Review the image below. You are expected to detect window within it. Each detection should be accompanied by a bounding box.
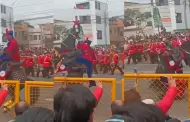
[1,19,6,27]
[2,33,6,42]
[120,32,123,36]
[114,27,117,34]
[76,2,90,9]
[30,35,32,40]
[176,13,182,23]
[15,32,17,37]
[110,29,112,34]
[79,16,91,24]
[97,30,102,39]
[117,27,120,35]
[96,16,101,24]
[147,21,152,26]
[24,35,27,40]
[39,35,41,40]
[156,0,168,6]
[1,5,6,14]
[174,0,180,5]
[95,2,101,10]
[34,35,37,40]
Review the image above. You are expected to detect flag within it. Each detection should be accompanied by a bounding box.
[152,7,162,27]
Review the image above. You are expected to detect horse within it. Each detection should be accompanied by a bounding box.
[150,41,190,99]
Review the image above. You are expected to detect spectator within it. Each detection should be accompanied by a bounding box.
[9,101,30,122]
[124,102,165,122]
[0,82,8,106]
[124,76,177,115]
[14,107,53,122]
[54,82,102,122]
[105,100,125,122]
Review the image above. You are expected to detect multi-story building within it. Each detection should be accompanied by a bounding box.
[54,0,110,46]
[124,2,156,37]
[153,0,190,32]
[109,17,124,45]
[14,23,30,47]
[0,3,13,46]
[14,15,54,48]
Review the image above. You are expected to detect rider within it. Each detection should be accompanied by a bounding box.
[5,28,20,63]
[76,38,96,87]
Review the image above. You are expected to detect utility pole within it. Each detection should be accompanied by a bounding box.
[184,0,188,31]
[104,0,108,45]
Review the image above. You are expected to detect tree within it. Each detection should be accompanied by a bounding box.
[124,9,152,36]
[14,20,34,28]
[54,24,70,41]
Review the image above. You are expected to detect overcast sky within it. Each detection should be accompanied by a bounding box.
[1,0,150,19]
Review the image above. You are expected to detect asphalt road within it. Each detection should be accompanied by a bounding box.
[1,63,190,121]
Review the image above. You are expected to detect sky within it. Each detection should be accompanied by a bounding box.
[0,0,150,20]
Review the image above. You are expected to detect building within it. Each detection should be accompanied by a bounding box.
[28,28,44,48]
[124,2,156,37]
[14,23,30,47]
[14,15,54,48]
[109,17,124,45]
[0,4,13,45]
[54,0,110,46]
[153,0,190,32]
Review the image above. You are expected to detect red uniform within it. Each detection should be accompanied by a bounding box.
[150,43,157,54]
[6,38,20,61]
[42,55,52,68]
[113,53,119,65]
[104,54,110,65]
[128,44,135,56]
[27,56,34,67]
[79,42,94,62]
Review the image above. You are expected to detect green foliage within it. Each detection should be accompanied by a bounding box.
[14,20,34,28]
[124,9,152,26]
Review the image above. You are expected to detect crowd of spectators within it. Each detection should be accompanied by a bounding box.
[0,76,187,122]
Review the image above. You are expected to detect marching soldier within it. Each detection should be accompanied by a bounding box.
[36,53,44,77]
[42,51,52,78]
[111,50,124,75]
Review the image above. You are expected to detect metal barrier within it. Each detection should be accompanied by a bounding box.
[25,81,54,109]
[2,80,20,113]
[122,73,190,120]
[54,77,116,122]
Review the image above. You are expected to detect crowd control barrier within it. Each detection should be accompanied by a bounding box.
[2,80,20,114]
[122,73,190,120]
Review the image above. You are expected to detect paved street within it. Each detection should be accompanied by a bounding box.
[0,63,190,121]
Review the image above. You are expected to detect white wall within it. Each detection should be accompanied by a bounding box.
[0,4,13,45]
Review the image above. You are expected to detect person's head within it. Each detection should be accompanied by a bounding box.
[124,102,165,122]
[54,84,97,122]
[111,100,124,115]
[15,101,30,116]
[124,89,141,104]
[15,107,54,122]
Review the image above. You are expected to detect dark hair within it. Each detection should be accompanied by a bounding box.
[123,102,165,122]
[15,101,30,116]
[111,101,124,115]
[124,89,141,104]
[15,107,54,122]
[54,84,97,122]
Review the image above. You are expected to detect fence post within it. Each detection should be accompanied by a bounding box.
[188,78,190,118]
[121,79,125,101]
[111,79,116,102]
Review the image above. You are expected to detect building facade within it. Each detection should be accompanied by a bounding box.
[124,2,157,37]
[153,0,190,32]
[109,18,124,45]
[54,0,110,46]
[0,3,13,46]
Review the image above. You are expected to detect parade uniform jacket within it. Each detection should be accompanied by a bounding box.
[42,55,52,68]
[158,42,166,54]
[104,54,110,65]
[128,45,135,55]
[81,42,95,62]
[150,43,157,54]
[113,53,119,65]
[27,56,34,67]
